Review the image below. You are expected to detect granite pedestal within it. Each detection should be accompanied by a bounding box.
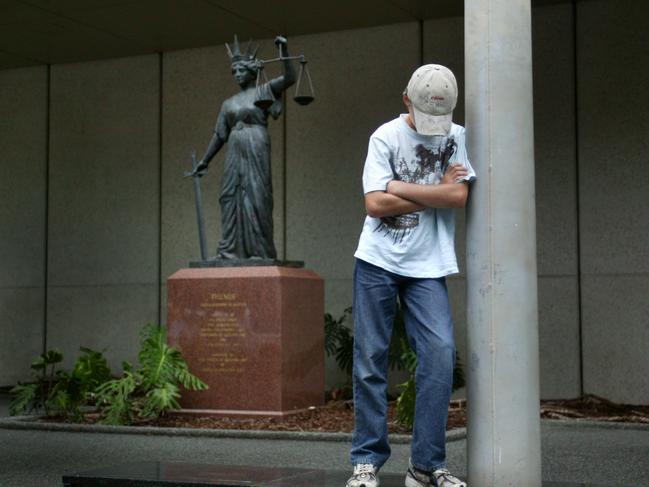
[61,463,615,486]
[167,267,324,416]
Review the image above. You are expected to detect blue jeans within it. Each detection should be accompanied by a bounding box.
[350,259,455,472]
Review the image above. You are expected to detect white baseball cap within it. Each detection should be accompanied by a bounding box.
[406,64,457,135]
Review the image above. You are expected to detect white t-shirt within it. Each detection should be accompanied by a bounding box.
[354,115,476,278]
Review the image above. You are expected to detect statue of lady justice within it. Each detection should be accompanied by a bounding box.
[191,35,295,260]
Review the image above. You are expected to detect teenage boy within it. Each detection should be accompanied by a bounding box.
[347,64,475,487]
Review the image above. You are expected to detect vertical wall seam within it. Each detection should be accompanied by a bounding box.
[282,87,287,261]
[43,64,51,354]
[158,52,163,327]
[573,0,585,397]
[419,18,424,65]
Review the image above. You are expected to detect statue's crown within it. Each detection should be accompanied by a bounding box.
[225,35,259,63]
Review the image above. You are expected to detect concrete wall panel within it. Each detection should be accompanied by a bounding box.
[0,289,45,385]
[578,0,649,275]
[533,4,579,277]
[161,40,285,285]
[161,46,226,280]
[538,276,581,398]
[582,276,649,404]
[0,66,47,384]
[0,66,48,287]
[47,55,160,367]
[48,55,160,286]
[533,4,581,399]
[578,0,649,403]
[47,285,158,371]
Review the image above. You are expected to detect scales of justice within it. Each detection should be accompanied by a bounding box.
[184,34,315,268]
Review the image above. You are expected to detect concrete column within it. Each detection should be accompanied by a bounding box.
[464,1,542,486]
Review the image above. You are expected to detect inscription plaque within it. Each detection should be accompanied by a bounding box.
[198,293,248,375]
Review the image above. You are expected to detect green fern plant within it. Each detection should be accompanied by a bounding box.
[95,365,138,425]
[9,383,39,416]
[324,307,354,374]
[95,324,208,425]
[10,349,63,416]
[73,347,112,392]
[9,347,111,420]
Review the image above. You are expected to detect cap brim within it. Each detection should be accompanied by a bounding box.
[412,108,452,136]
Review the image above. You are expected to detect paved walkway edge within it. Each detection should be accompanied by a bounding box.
[0,415,467,443]
[541,418,649,431]
[2,415,647,443]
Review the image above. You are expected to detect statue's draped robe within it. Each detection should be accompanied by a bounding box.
[214,85,277,259]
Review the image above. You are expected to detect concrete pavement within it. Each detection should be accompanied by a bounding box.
[1,393,648,486]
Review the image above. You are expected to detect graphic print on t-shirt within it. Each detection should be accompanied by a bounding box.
[375,136,456,243]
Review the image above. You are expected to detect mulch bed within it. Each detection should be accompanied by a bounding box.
[540,394,649,423]
[149,400,467,434]
[37,395,649,432]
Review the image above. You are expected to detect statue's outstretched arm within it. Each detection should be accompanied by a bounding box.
[269,36,296,96]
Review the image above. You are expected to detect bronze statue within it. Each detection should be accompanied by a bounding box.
[191,36,296,260]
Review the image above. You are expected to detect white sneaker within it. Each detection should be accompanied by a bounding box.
[404,460,467,487]
[432,468,467,487]
[405,461,432,487]
[346,463,379,487]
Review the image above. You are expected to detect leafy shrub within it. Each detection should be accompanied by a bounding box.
[324,307,354,374]
[10,324,208,426]
[10,347,111,420]
[95,324,208,425]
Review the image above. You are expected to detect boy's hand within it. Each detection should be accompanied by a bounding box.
[442,164,468,184]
